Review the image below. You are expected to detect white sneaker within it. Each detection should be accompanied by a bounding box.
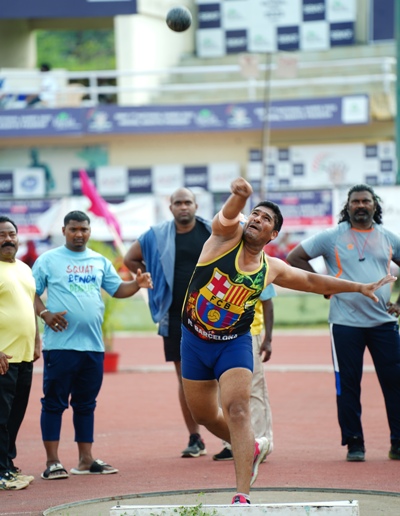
[250,437,270,486]
[0,472,29,490]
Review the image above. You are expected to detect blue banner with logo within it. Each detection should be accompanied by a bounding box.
[0,0,137,19]
[266,189,334,229]
[0,95,369,138]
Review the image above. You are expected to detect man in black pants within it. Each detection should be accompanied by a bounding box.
[124,188,211,457]
[287,184,400,462]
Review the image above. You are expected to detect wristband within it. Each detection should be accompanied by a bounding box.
[39,309,49,320]
[218,211,241,227]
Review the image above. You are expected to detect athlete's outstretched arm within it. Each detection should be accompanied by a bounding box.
[268,257,397,302]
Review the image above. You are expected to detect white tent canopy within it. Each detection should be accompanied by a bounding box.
[36,195,157,242]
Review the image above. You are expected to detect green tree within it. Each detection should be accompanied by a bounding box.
[36,30,116,70]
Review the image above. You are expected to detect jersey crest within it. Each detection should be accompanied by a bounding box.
[195,268,255,330]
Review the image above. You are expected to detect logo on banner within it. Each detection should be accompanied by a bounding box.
[87,109,113,132]
[198,3,221,28]
[226,30,248,53]
[195,109,223,128]
[303,1,325,21]
[330,22,354,45]
[20,175,39,191]
[277,26,300,51]
[0,173,13,194]
[226,106,251,128]
[52,111,81,131]
[195,269,254,330]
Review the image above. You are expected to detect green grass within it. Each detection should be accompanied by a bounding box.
[108,286,400,333]
[108,292,331,332]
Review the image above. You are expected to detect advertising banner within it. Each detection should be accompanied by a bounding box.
[196,0,356,57]
[0,168,45,198]
[0,96,369,138]
[0,0,137,19]
[266,189,334,230]
[0,198,56,237]
[248,141,396,190]
[0,109,86,137]
[369,0,394,42]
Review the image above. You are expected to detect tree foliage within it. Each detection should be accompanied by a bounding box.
[36,30,116,71]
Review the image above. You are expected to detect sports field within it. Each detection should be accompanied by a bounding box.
[103,284,400,333]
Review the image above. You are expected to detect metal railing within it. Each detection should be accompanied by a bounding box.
[0,55,395,107]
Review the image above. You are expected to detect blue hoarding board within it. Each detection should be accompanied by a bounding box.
[0,0,137,19]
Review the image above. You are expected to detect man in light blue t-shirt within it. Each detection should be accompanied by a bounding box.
[287,184,400,463]
[33,211,152,481]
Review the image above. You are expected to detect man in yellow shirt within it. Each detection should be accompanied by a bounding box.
[0,216,40,490]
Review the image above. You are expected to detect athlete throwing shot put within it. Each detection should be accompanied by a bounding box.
[180,177,396,506]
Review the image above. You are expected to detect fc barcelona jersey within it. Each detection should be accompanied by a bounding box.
[182,240,268,341]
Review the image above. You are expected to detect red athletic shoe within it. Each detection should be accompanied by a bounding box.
[231,493,251,505]
[251,437,270,486]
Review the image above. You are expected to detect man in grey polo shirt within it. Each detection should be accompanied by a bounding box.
[287,184,400,462]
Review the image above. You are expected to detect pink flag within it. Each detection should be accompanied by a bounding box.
[79,170,122,237]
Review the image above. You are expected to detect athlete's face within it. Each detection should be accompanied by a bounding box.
[243,206,278,245]
[0,222,18,263]
[347,190,376,228]
[170,189,197,227]
[62,220,91,252]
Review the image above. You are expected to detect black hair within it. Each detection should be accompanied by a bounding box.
[253,201,284,232]
[63,211,91,226]
[338,184,383,225]
[40,63,51,72]
[0,215,18,233]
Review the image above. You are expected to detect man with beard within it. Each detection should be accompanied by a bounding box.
[180,178,396,505]
[124,188,211,457]
[287,184,400,463]
[0,216,39,490]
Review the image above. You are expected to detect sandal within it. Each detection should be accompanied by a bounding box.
[41,463,69,480]
[70,459,118,475]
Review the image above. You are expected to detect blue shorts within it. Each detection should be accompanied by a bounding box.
[181,325,253,381]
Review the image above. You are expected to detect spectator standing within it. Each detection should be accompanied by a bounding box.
[0,216,40,490]
[26,64,58,108]
[124,188,211,458]
[287,184,400,462]
[20,240,39,268]
[32,211,152,480]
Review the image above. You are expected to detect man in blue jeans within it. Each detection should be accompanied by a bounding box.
[287,184,400,462]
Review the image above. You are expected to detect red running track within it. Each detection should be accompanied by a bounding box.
[2,331,399,515]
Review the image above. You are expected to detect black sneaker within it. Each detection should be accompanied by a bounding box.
[213,447,233,461]
[346,437,365,462]
[181,433,207,458]
[389,439,400,460]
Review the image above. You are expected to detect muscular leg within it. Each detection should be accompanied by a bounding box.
[174,361,200,435]
[182,377,230,442]
[183,367,253,494]
[220,368,254,495]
